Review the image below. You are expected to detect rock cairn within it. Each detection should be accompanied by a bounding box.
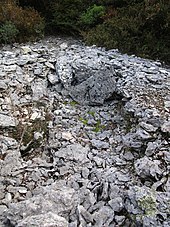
[0,37,170,227]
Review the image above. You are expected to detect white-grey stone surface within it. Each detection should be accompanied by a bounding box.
[0,36,169,227]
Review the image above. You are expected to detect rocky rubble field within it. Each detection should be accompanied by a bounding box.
[0,37,170,227]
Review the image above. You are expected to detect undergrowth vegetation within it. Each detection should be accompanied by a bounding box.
[84,1,170,63]
[0,21,19,43]
[0,1,44,43]
[0,0,169,64]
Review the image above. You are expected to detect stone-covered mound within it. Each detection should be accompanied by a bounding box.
[0,37,169,227]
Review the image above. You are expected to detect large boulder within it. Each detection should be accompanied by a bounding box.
[55,46,117,105]
[5,181,78,227]
[69,68,116,105]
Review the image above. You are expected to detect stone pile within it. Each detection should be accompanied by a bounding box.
[0,37,170,227]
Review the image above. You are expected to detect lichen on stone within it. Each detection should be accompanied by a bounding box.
[138,194,157,217]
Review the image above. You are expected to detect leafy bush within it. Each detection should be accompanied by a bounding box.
[15,7,45,41]
[51,0,85,33]
[79,4,105,28]
[83,1,170,64]
[0,1,44,42]
[0,21,19,43]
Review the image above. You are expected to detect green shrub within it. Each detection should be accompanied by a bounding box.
[0,21,19,43]
[0,2,44,42]
[83,1,170,64]
[15,7,45,41]
[51,0,85,33]
[79,4,105,28]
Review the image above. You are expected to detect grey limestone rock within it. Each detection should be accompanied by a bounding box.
[0,37,170,227]
[136,128,153,140]
[0,81,7,90]
[91,139,109,149]
[55,46,117,105]
[135,156,162,179]
[69,69,116,105]
[17,212,68,227]
[125,186,157,216]
[0,150,22,176]
[115,215,125,225]
[78,205,93,224]
[146,73,164,84]
[123,132,143,149]
[109,197,124,212]
[54,143,89,164]
[125,186,170,226]
[21,46,32,54]
[0,205,7,216]
[31,80,47,101]
[145,141,160,156]
[0,136,18,150]
[5,181,77,226]
[34,67,43,76]
[47,73,60,84]
[161,121,170,133]
[139,122,158,132]
[93,205,114,227]
[0,114,17,127]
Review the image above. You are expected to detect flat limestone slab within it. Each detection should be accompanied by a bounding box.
[0,113,17,127]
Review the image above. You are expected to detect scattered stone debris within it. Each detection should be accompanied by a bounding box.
[0,37,170,226]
